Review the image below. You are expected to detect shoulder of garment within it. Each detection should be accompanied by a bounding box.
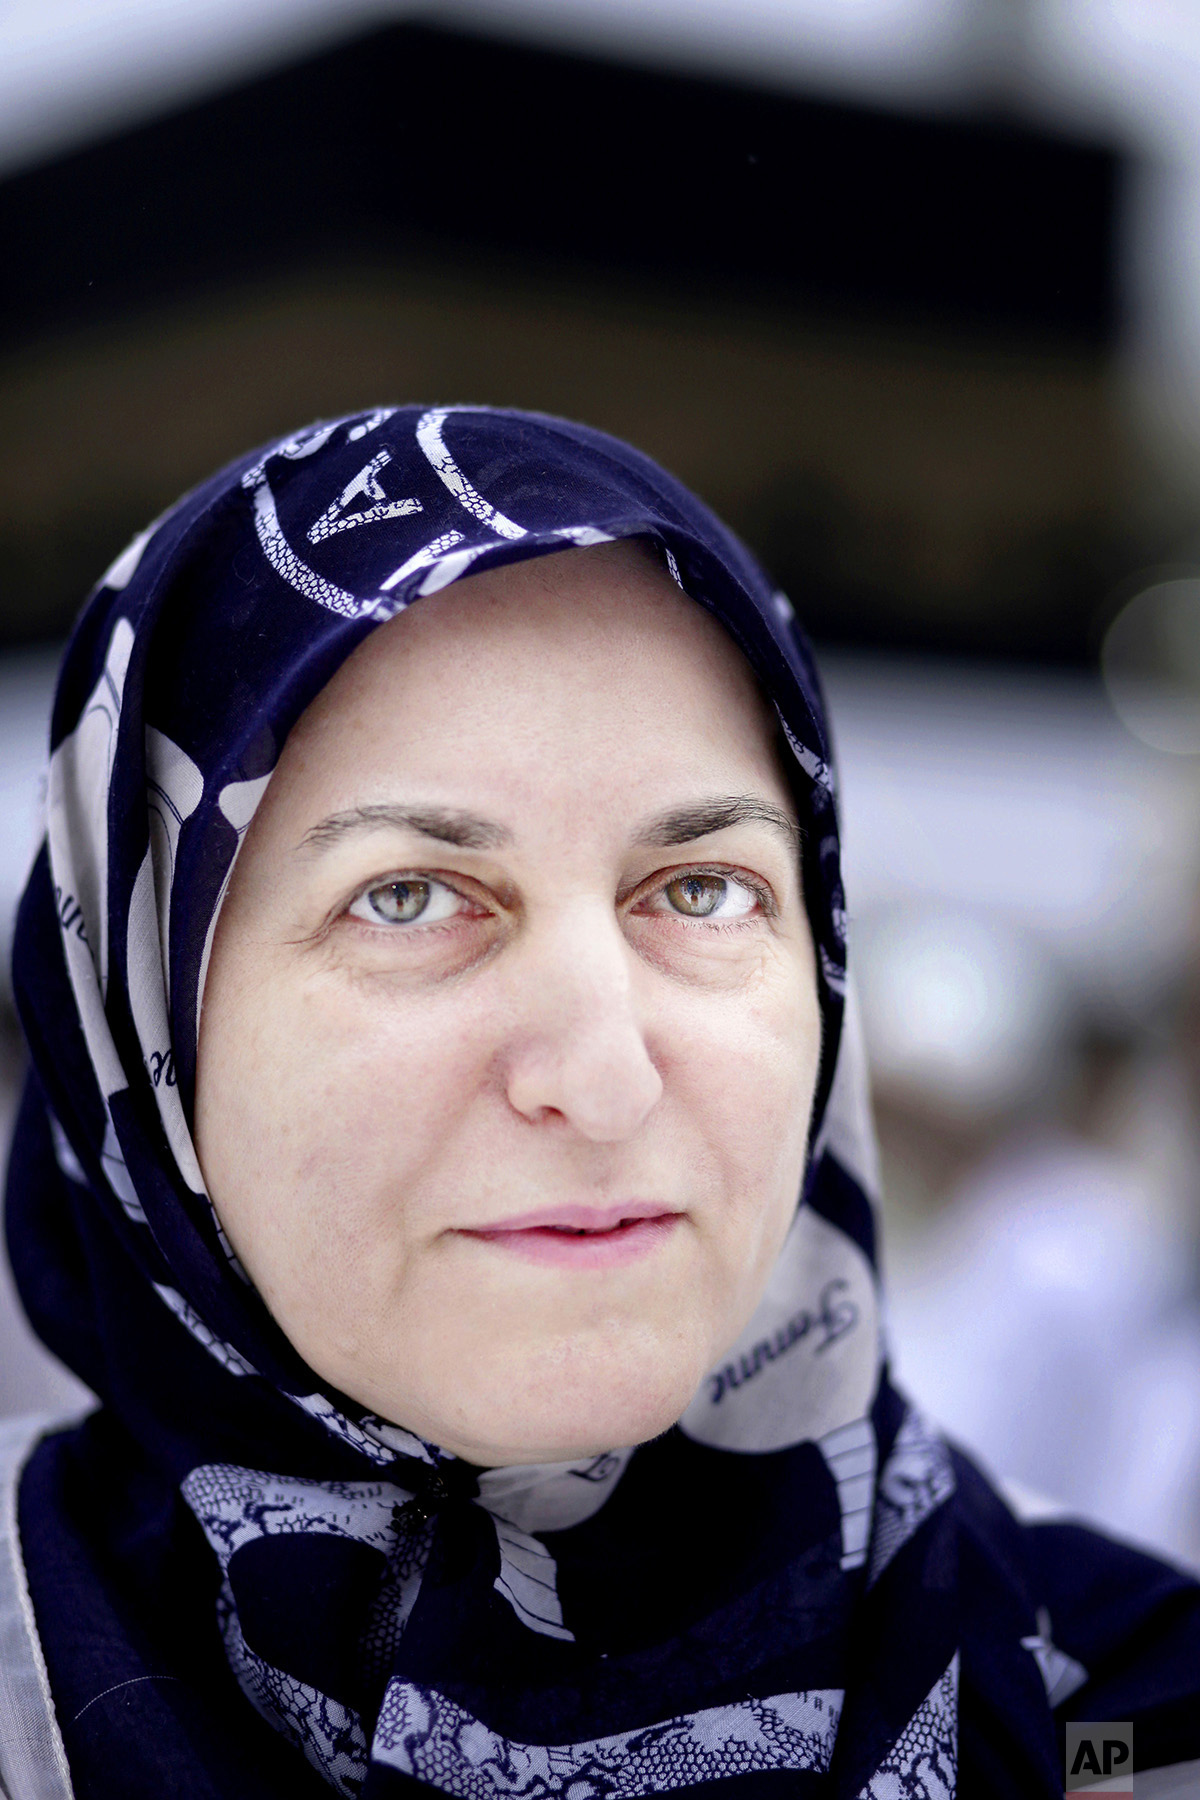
[950,1442,1200,1798]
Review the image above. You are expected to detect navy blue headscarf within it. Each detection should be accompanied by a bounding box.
[7,406,1200,1800]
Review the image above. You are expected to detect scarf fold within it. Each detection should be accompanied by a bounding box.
[8,404,1197,1800]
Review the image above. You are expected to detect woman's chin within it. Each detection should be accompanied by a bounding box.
[374,1352,710,1468]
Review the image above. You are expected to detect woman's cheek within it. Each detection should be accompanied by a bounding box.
[269,978,484,1206]
[714,993,820,1231]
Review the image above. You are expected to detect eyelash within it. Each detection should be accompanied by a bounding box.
[344,866,774,933]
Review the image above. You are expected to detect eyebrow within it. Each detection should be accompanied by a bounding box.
[299,793,800,857]
[633,796,801,856]
[299,804,512,853]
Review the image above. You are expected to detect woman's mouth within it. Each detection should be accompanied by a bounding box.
[460,1202,683,1269]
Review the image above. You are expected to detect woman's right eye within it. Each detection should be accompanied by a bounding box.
[347,877,467,928]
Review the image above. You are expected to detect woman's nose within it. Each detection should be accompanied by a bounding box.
[504,902,664,1141]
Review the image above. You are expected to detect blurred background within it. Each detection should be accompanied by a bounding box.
[4,0,1200,1565]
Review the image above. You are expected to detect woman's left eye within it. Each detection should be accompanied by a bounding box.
[650,873,760,921]
[347,877,467,928]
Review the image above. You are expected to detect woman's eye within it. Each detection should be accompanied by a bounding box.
[658,873,759,920]
[347,877,466,928]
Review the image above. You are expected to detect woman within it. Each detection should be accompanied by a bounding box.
[1,405,1197,1800]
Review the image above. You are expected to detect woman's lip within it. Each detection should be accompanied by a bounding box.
[465,1200,681,1234]
[457,1203,685,1270]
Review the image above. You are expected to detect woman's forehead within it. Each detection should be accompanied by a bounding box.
[283,539,781,777]
[216,542,799,883]
[341,537,748,675]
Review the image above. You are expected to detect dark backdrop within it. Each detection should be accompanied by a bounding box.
[0,18,1128,659]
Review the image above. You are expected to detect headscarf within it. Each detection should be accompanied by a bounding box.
[6,406,1199,1800]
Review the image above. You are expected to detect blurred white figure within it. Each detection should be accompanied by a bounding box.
[858,899,1200,1567]
[855,905,1072,1120]
[824,652,1200,1033]
[890,1124,1200,1567]
[825,655,1200,1564]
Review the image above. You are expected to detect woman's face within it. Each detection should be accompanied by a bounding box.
[195,542,822,1465]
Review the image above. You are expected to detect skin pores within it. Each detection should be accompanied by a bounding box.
[194,541,822,1466]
